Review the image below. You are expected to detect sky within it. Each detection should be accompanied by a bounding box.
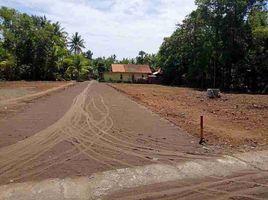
[0,0,196,59]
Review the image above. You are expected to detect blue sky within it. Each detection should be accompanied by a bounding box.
[0,0,196,59]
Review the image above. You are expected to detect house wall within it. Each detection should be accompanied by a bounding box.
[103,72,149,82]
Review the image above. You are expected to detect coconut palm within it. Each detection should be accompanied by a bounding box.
[68,32,85,54]
[53,22,67,38]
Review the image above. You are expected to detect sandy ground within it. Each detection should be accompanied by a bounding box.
[110,84,268,151]
[1,149,268,199]
[103,171,268,200]
[0,81,74,120]
[0,81,214,185]
[0,81,68,101]
[0,82,86,148]
[0,81,267,199]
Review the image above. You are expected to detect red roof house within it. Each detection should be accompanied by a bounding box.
[104,64,152,82]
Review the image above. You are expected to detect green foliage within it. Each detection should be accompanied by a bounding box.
[0,7,160,81]
[0,52,15,80]
[157,0,268,92]
[249,5,268,39]
[62,55,90,81]
[90,55,118,78]
[134,50,159,70]
[68,32,85,55]
[1,2,267,92]
[136,51,146,64]
[0,7,91,81]
[83,50,93,60]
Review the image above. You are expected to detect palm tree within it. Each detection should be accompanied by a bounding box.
[68,32,85,54]
[53,22,67,38]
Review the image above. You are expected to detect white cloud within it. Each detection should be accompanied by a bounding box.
[0,0,196,59]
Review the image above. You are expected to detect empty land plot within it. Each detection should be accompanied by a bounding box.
[0,81,74,119]
[0,81,71,101]
[110,83,268,150]
[0,81,212,184]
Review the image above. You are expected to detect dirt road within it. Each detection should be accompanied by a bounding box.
[0,81,267,199]
[0,81,213,184]
[1,150,268,199]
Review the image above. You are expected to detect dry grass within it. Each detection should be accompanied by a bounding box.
[111,83,268,148]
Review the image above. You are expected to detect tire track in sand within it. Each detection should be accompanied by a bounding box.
[0,81,210,184]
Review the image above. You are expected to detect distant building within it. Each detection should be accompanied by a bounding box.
[103,64,152,82]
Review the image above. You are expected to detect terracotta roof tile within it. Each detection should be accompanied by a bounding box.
[111,64,125,73]
[111,64,152,74]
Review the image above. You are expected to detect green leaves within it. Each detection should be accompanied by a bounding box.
[249,5,268,39]
[0,50,15,80]
[0,7,91,81]
[158,0,267,92]
[62,54,90,81]
[68,32,85,55]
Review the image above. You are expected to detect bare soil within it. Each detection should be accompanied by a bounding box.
[0,81,74,120]
[0,81,214,185]
[0,81,68,100]
[110,83,268,150]
[103,170,268,200]
[0,81,267,199]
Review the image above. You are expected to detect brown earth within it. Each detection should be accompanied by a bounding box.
[0,81,215,185]
[0,81,267,199]
[110,83,268,151]
[0,81,70,102]
[0,81,69,91]
[0,81,75,120]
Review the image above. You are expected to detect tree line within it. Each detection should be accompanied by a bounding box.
[0,7,91,81]
[91,51,159,75]
[0,6,159,81]
[1,1,267,93]
[157,0,268,93]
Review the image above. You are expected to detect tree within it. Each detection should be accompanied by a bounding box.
[0,48,15,80]
[53,22,67,39]
[136,50,146,64]
[68,32,85,54]
[0,7,89,81]
[64,55,90,80]
[157,0,267,92]
[246,1,268,92]
[84,50,93,60]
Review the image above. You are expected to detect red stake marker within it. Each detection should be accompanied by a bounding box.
[199,116,205,144]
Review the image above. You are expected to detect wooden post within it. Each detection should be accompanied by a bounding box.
[199,116,205,144]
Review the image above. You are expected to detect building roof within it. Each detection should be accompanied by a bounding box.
[111,64,152,74]
[153,68,162,75]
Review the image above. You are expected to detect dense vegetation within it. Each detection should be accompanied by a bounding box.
[158,0,268,93]
[1,0,267,93]
[0,7,91,81]
[92,51,159,74]
[0,7,158,81]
